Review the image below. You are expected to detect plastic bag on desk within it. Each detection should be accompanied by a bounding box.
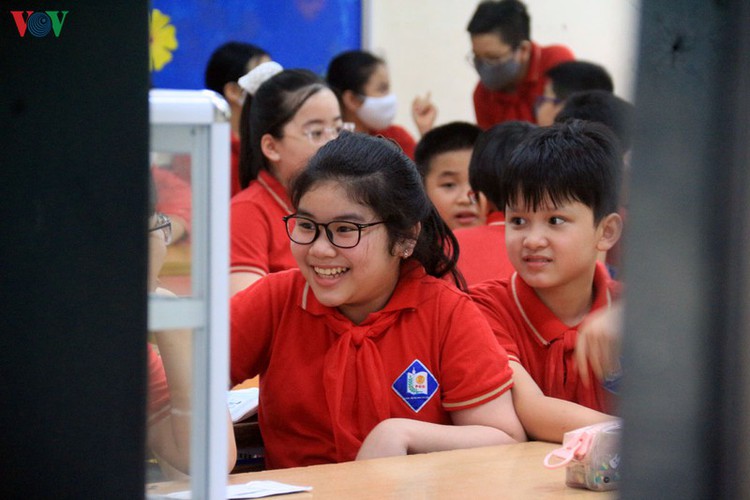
[543,420,622,491]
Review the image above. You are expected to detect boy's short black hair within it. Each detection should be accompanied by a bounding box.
[467,0,530,49]
[414,122,482,178]
[469,121,537,208]
[555,89,635,151]
[546,61,614,101]
[501,119,622,222]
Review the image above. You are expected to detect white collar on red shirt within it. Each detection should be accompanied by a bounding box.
[510,261,612,346]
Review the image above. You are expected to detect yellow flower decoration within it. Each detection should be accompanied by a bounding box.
[149,9,178,72]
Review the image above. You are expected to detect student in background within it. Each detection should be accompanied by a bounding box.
[471,120,623,442]
[555,89,635,279]
[147,180,237,477]
[414,122,486,231]
[554,89,634,154]
[326,50,436,158]
[231,65,345,295]
[455,121,536,285]
[204,41,271,198]
[467,0,574,128]
[231,132,526,469]
[535,61,614,127]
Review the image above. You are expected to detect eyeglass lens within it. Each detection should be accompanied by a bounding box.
[150,214,172,245]
[285,216,361,248]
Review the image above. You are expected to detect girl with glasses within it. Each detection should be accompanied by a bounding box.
[231,132,526,470]
[231,65,347,295]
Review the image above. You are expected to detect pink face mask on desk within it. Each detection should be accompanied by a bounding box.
[356,93,398,131]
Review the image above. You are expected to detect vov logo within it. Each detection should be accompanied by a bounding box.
[11,11,69,38]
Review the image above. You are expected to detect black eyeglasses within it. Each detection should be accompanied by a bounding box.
[283,214,386,249]
[149,212,172,245]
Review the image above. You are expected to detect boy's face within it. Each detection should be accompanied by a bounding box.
[423,148,487,230]
[505,197,614,298]
[535,81,564,127]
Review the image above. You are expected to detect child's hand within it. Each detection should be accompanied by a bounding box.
[575,303,624,387]
[411,92,438,136]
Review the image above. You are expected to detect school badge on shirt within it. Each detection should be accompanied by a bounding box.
[392,359,438,412]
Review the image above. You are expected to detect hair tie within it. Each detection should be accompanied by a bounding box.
[237,61,284,96]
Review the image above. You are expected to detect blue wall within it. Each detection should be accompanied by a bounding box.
[150,0,361,89]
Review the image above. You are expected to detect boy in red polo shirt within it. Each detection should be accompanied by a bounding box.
[467,0,574,128]
[471,120,624,442]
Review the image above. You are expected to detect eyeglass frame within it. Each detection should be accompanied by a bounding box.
[534,95,563,109]
[288,122,355,146]
[465,47,519,68]
[282,214,386,249]
[149,212,173,245]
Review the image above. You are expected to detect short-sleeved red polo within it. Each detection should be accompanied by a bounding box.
[230,169,296,277]
[470,262,617,413]
[231,263,513,469]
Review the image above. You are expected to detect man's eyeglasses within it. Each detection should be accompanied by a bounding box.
[283,214,385,249]
[465,50,516,68]
[149,213,173,245]
[299,122,355,146]
[534,95,562,109]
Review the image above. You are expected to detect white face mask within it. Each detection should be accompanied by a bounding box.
[356,93,398,131]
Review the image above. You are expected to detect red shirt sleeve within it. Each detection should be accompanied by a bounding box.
[147,344,171,425]
[438,293,514,410]
[469,279,522,363]
[152,166,192,235]
[230,274,278,384]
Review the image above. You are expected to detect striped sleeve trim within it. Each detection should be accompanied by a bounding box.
[442,378,513,410]
[507,354,521,364]
[147,404,171,426]
[230,266,267,277]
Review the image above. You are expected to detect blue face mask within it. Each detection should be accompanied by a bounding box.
[474,56,521,91]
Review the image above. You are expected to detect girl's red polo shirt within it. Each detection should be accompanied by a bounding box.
[230,170,296,278]
[231,263,513,469]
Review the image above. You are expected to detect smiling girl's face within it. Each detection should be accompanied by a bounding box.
[290,180,404,324]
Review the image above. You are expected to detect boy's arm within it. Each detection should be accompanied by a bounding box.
[509,360,614,443]
[355,391,527,460]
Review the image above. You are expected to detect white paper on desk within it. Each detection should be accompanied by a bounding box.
[153,480,312,499]
[227,480,312,498]
[228,387,259,423]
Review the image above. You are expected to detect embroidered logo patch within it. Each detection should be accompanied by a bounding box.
[392,359,438,412]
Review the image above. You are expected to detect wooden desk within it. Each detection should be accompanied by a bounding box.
[147,441,616,498]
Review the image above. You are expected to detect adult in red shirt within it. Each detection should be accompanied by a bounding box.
[231,65,346,295]
[467,0,574,129]
[326,50,438,159]
[231,132,525,469]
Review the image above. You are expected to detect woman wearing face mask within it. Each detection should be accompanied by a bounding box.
[326,50,436,159]
[231,63,349,295]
